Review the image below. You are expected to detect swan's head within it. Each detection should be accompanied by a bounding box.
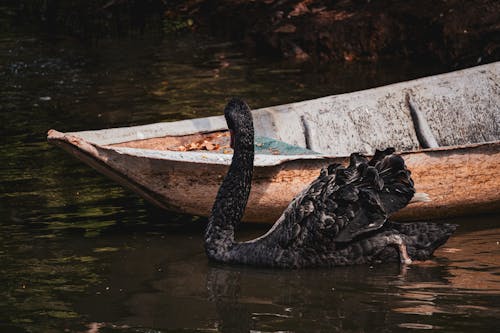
[224,98,253,148]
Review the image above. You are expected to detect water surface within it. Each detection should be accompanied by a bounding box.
[1,29,499,332]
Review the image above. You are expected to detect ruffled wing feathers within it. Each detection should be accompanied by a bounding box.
[278,149,415,247]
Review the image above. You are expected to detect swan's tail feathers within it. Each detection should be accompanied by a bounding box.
[368,149,416,214]
[410,192,431,203]
[391,222,458,260]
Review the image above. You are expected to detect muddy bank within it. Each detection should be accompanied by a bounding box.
[173,0,499,66]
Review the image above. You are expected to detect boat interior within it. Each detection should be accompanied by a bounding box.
[110,131,319,155]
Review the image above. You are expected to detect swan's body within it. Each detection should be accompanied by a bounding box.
[205,98,456,268]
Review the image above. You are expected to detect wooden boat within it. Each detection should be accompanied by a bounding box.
[48,62,500,223]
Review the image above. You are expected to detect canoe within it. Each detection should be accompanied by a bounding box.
[48,62,500,222]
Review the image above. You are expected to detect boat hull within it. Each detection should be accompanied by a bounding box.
[48,132,500,222]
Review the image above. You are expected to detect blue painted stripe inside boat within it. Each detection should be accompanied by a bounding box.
[255,136,318,155]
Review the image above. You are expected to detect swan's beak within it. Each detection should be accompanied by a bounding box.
[230,130,235,148]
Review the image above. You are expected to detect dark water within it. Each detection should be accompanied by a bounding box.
[1,28,500,332]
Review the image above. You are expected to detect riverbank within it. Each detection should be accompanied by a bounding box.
[5,1,499,67]
[171,0,499,66]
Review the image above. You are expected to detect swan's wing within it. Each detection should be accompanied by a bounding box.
[276,149,415,247]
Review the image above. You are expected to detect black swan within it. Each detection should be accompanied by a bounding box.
[204,98,456,268]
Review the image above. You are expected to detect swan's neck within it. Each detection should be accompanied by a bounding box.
[205,129,254,261]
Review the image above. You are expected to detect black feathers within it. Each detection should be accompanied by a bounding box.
[262,148,417,257]
[293,148,415,244]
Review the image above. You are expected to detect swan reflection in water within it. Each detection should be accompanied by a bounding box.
[75,222,499,332]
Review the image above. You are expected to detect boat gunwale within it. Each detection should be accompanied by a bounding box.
[48,129,500,168]
[105,140,500,167]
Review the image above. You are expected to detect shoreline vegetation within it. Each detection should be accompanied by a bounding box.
[3,0,499,67]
